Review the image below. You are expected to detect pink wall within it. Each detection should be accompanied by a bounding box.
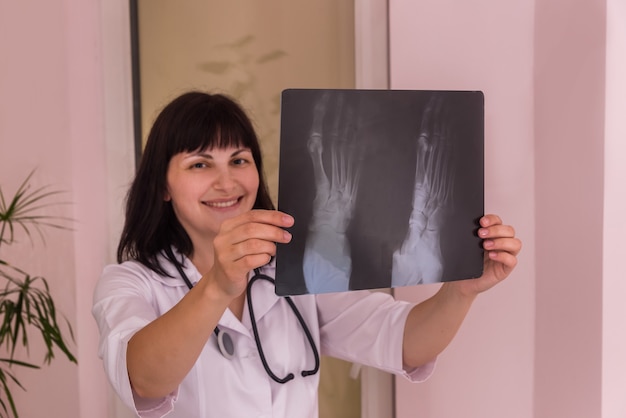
[64,0,112,416]
[389,1,536,417]
[392,1,626,418]
[0,1,78,417]
[0,0,110,416]
[534,1,605,416]
[602,1,626,416]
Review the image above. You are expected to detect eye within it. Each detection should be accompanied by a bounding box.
[232,157,251,166]
[190,161,207,169]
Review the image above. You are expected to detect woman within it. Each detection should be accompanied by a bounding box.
[92,91,522,417]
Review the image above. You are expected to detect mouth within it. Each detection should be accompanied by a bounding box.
[203,197,241,209]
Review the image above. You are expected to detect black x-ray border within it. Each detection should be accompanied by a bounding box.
[276,89,484,296]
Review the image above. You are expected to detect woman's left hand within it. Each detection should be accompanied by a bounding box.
[402,214,522,368]
[451,214,522,297]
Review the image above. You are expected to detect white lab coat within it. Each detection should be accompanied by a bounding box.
[92,255,435,418]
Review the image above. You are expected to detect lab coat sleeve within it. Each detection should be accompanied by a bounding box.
[315,290,435,382]
[92,263,178,417]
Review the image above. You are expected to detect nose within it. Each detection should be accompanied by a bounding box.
[213,167,236,191]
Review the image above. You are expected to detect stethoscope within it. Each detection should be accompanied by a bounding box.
[172,260,320,384]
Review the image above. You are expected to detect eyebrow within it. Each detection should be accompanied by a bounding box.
[193,148,252,159]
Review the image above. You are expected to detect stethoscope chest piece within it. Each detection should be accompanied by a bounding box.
[216,329,235,360]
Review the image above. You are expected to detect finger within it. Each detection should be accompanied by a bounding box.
[214,236,280,275]
[231,238,279,261]
[240,221,293,245]
[215,250,273,282]
[478,223,516,240]
[241,253,274,271]
[220,209,294,233]
[480,214,502,227]
[486,249,518,271]
[482,237,522,255]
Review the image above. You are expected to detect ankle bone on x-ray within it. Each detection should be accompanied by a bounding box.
[303,92,363,293]
[392,95,456,287]
[302,93,455,292]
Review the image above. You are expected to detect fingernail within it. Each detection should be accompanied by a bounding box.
[284,230,292,241]
[478,228,488,237]
[483,239,494,249]
[283,215,294,224]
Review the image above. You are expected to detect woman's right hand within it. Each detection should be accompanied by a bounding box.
[127,210,294,399]
[209,209,294,298]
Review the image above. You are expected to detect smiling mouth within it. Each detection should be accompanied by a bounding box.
[205,198,240,208]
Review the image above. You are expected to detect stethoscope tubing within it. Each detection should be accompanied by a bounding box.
[166,249,319,384]
[247,269,320,383]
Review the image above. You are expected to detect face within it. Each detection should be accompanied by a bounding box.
[165,146,260,246]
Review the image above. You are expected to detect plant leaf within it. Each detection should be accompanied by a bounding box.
[0,169,73,248]
[0,170,77,415]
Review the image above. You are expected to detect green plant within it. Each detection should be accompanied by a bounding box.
[0,171,77,418]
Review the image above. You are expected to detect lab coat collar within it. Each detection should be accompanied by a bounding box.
[150,248,201,288]
[154,251,282,336]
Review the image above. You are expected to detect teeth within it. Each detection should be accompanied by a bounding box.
[207,199,238,208]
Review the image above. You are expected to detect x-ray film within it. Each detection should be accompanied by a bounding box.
[275,89,484,296]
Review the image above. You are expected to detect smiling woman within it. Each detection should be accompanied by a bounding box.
[131,1,363,417]
[92,89,522,418]
[165,147,260,259]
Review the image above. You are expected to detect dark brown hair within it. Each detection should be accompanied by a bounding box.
[117,91,274,275]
